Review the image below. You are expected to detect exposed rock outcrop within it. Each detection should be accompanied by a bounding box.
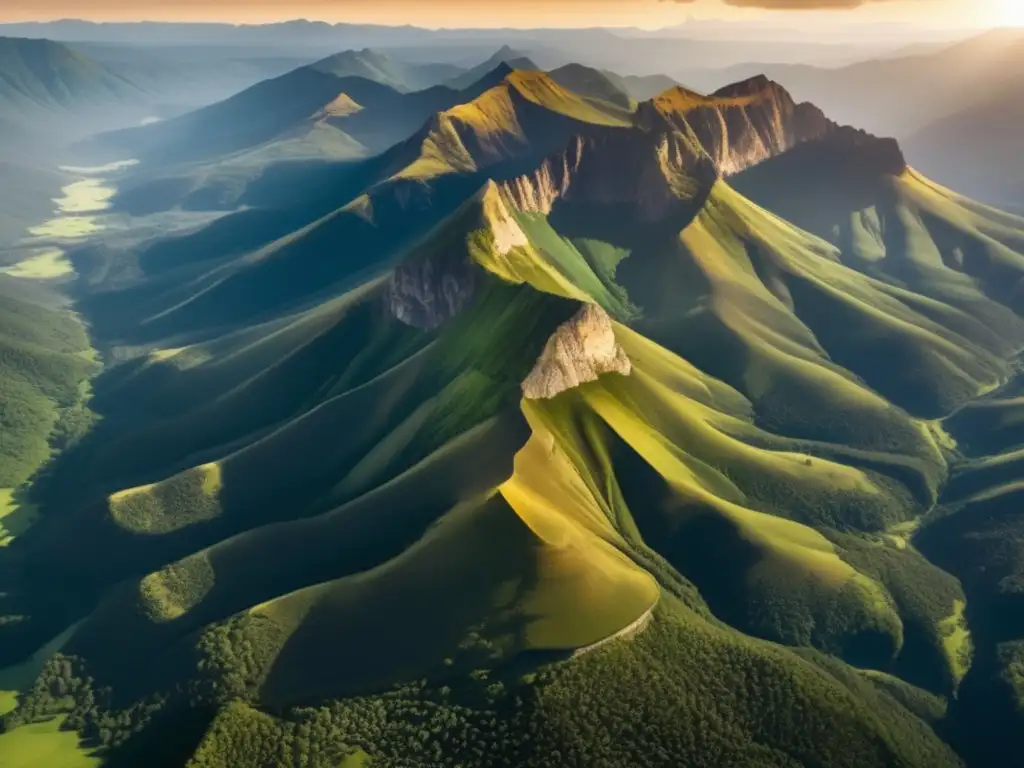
[638,77,834,176]
[502,130,716,221]
[522,303,631,399]
[384,249,480,330]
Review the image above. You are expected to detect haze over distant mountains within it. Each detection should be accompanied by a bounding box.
[0,17,968,71]
[683,28,1024,209]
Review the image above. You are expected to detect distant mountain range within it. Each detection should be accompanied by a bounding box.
[0,18,934,70]
[0,36,147,144]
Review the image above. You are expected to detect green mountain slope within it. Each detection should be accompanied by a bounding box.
[0,36,144,126]
[2,73,1024,768]
[0,277,96,489]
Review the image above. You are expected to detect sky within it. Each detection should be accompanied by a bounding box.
[0,0,1012,29]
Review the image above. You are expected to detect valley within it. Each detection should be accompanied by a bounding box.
[0,18,1022,768]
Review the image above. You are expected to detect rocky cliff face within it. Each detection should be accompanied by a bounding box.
[501,130,716,221]
[638,76,834,176]
[384,248,480,330]
[522,303,631,399]
[815,125,907,176]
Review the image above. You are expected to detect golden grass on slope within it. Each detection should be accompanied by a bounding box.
[504,71,633,127]
[509,325,907,655]
[467,185,595,304]
[396,71,630,181]
[690,182,1007,417]
[649,83,780,117]
[499,404,659,647]
[249,481,656,705]
[579,370,899,624]
[612,327,886,502]
[677,183,898,410]
[901,168,1024,238]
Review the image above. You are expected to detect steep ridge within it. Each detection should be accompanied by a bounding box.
[105,64,571,216]
[638,76,834,175]
[89,56,492,177]
[4,73,1024,767]
[390,70,633,181]
[75,70,638,344]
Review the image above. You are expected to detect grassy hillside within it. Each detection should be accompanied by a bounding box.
[0,277,96,488]
[2,72,1024,768]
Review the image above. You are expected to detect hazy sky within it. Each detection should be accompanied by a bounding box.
[0,0,1012,29]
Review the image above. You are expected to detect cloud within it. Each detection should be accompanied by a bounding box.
[664,0,903,7]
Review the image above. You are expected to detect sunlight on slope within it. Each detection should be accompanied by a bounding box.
[397,71,630,181]
[108,462,223,534]
[581,372,901,640]
[0,717,100,768]
[467,185,594,303]
[0,488,38,547]
[939,598,972,686]
[685,182,1007,418]
[499,404,659,647]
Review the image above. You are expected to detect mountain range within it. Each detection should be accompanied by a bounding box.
[0,46,1022,768]
[684,29,1024,211]
[83,51,673,216]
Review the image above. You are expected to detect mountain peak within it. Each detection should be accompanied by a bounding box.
[711,74,776,99]
[462,61,516,93]
[638,79,833,176]
[493,44,521,58]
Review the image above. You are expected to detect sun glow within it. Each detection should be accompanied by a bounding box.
[995,0,1024,27]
